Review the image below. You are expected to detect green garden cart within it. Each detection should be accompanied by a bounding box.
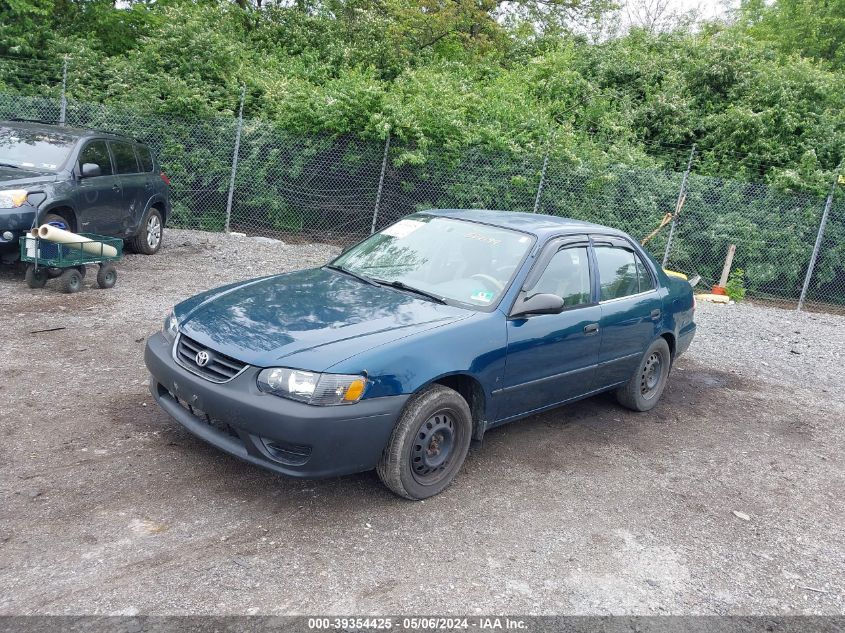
[20,231,123,294]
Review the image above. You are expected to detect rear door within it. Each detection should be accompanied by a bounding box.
[109,140,146,236]
[497,238,601,421]
[74,139,123,234]
[593,237,662,388]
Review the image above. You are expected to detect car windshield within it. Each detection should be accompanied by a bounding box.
[331,215,534,308]
[0,126,76,171]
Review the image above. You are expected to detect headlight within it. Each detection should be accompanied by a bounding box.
[257,367,368,406]
[163,309,179,342]
[0,189,28,209]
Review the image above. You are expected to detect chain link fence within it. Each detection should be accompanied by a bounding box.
[1,59,843,310]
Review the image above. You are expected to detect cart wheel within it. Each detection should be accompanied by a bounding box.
[25,265,48,289]
[60,268,83,294]
[96,263,117,289]
[47,268,63,279]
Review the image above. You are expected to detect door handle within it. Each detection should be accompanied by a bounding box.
[650,309,661,320]
[584,323,599,335]
[112,184,121,192]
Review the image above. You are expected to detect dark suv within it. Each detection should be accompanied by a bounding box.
[0,120,171,261]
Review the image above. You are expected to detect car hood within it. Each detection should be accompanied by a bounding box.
[177,267,473,370]
[0,168,56,187]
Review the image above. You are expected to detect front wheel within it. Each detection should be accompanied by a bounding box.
[616,337,672,412]
[130,207,163,255]
[59,268,83,294]
[25,265,48,289]
[377,384,473,500]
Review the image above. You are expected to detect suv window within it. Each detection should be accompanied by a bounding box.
[136,145,154,172]
[78,140,113,176]
[531,246,592,308]
[595,246,639,301]
[110,141,139,174]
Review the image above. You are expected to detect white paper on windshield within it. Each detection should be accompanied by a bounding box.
[382,219,425,239]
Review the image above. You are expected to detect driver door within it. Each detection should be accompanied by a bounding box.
[496,239,601,421]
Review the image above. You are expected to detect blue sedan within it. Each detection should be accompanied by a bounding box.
[145,210,696,499]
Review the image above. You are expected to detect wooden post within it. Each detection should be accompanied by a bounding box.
[718,244,736,288]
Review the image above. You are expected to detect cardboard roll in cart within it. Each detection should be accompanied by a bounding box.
[19,225,123,294]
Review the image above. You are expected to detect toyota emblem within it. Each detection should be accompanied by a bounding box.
[195,350,211,367]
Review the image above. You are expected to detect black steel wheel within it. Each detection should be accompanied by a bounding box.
[25,265,48,289]
[96,263,117,289]
[616,337,672,412]
[411,412,458,483]
[59,268,83,294]
[377,384,472,500]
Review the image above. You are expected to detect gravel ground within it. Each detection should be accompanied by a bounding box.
[0,229,843,615]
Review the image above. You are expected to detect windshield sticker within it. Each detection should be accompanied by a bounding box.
[464,232,502,246]
[382,219,425,239]
[470,289,495,303]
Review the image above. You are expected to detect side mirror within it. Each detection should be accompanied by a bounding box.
[510,293,565,318]
[80,163,101,178]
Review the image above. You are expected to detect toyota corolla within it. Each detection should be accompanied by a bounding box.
[144,209,695,499]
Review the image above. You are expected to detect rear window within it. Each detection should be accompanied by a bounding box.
[110,141,139,174]
[136,145,154,172]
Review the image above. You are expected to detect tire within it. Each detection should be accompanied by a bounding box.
[96,263,117,289]
[130,207,163,255]
[25,265,48,289]
[42,213,70,278]
[377,384,472,500]
[59,268,83,294]
[616,337,672,412]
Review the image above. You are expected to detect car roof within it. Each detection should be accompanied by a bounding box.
[0,120,141,143]
[422,208,629,240]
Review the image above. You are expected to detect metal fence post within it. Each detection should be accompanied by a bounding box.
[662,144,696,267]
[797,164,841,311]
[533,153,549,214]
[58,57,68,126]
[370,132,391,234]
[224,86,246,234]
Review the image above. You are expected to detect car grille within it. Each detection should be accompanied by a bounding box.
[175,334,247,383]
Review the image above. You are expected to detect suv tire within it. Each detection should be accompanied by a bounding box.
[131,207,163,255]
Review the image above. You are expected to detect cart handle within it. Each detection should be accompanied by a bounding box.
[26,190,48,230]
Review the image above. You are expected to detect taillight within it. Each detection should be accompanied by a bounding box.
[160,171,171,186]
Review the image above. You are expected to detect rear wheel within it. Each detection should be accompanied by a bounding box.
[130,208,163,255]
[25,265,48,289]
[59,268,83,294]
[377,384,472,500]
[616,337,672,412]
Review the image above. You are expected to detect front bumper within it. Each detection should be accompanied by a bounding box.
[144,332,408,478]
[0,206,37,252]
